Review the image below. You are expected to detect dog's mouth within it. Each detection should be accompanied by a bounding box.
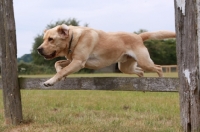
[43,51,56,60]
[37,47,57,60]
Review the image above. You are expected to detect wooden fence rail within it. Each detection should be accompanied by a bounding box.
[0,77,179,92]
[161,65,178,72]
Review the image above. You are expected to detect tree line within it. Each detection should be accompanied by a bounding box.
[17,18,176,74]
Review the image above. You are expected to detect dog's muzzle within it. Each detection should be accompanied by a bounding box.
[37,47,43,54]
[37,47,56,59]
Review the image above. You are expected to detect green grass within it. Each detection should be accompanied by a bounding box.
[0,90,181,132]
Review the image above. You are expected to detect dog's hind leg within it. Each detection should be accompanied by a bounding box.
[135,48,163,77]
[138,58,163,77]
[118,57,144,77]
[154,65,163,77]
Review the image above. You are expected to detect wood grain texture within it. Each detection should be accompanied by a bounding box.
[0,0,23,125]
[14,77,179,92]
[175,0,200,131]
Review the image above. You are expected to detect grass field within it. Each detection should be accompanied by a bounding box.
[0,73,181,131]
[0,91,181,132]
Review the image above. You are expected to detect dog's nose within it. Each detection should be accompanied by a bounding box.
[37,47,43,54]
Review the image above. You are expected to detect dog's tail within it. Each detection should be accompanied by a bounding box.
[139,31,176,41]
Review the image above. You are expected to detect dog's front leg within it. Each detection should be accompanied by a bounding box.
[54,60,71,81]
[44,59,85,87]
[55,60,71,72]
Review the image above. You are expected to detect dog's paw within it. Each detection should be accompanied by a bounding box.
[44,82,54,87]
[44,79,55,87]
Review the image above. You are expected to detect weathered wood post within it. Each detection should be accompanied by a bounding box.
[0,0,23,125]
[175,0,200,131]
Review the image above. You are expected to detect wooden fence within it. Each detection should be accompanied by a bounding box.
[0,77,179,92]
[161,65,178,72]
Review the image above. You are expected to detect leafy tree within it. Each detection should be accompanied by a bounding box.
[17,54,32,63]
[46,18,80,29]
[144,39,177,65]
[134,29,148,34]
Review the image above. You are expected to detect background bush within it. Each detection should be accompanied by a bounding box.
[18,62,55,75]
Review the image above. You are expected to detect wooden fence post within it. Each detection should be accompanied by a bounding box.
[175,0,200,131]
[0,0,23,125]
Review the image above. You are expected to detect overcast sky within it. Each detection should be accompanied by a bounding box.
[13,0,175,57]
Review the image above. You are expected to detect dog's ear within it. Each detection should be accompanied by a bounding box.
[57,24,69,39]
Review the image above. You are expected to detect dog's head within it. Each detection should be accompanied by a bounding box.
[37,24,70,59]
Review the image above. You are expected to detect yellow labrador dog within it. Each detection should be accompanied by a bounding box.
[37,24,176,86]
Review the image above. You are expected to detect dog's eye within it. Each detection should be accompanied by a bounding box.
[48,37,53,41]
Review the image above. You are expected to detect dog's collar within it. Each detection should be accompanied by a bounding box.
[68,33,73,54]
